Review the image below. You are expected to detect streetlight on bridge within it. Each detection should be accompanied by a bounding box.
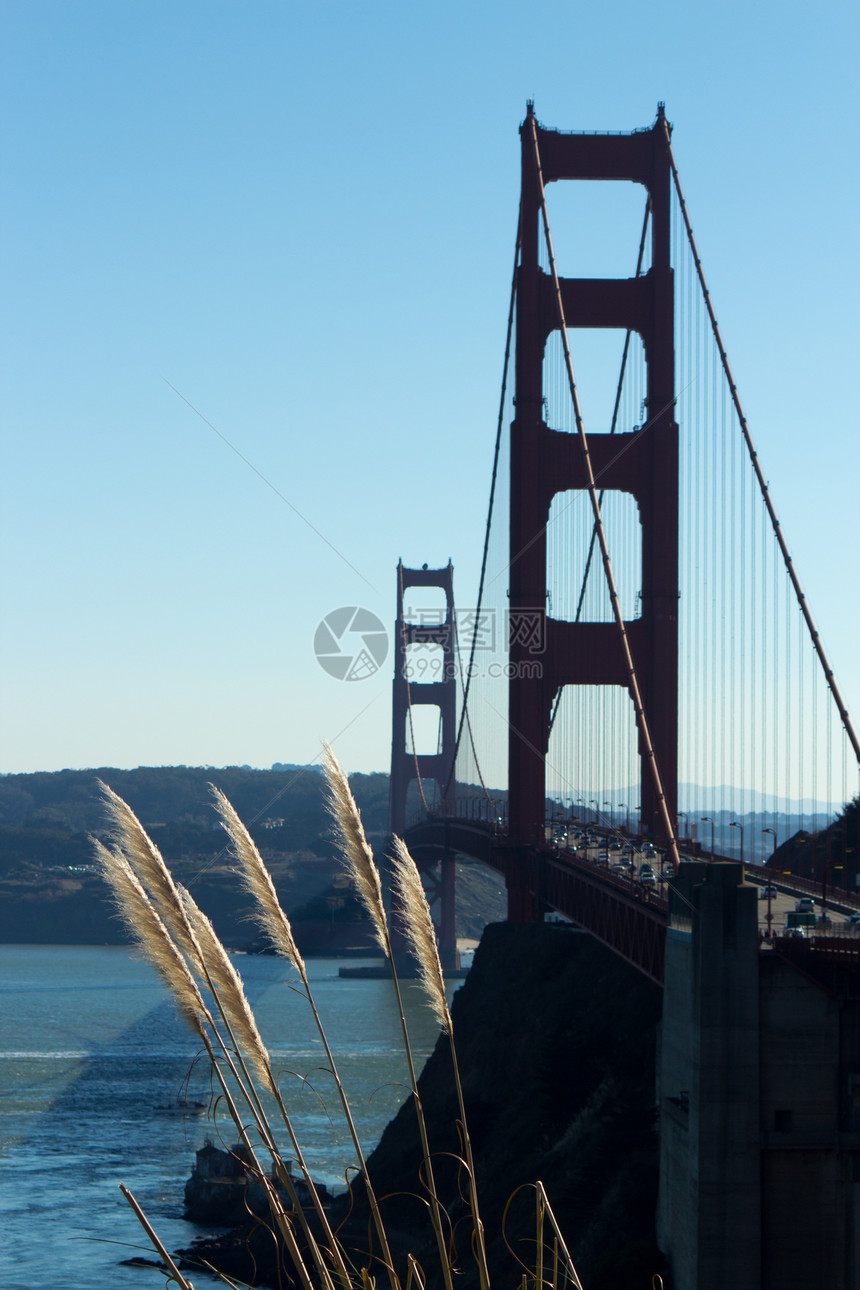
[761,828,778,939]
[729,821,745,865]
[820,859,844,920]
[762,827,778,864]
[701,817,716,857]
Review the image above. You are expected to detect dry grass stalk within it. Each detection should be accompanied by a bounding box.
[210,783,306,973]
[319,752,459,1290]
[178,885,274,1095]
[389,838,451,1034]
[213,772,402,1290]
[172,874,352,1289]
[206,784,394,1290]
[98,780,201,962]
[388,837,488,1290]
[322,742,389,954]
[92,838,208,1039]
[120,1184,197,1290]
[210,782,382,1166]
[534,1183,584,1290]
[94,781,588,1290]
[95,797,343,1290]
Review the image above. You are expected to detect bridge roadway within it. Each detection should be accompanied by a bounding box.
[401,814,860,985]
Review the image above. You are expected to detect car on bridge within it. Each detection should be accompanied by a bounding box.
[760,884,778,900]
[796,897,815,914]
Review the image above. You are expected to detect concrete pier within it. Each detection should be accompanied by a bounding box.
[658,860,860,1288]
[658,861,760,1289]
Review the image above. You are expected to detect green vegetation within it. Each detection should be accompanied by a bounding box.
[0,766,506,947]
[0,764,388,846]
[772,795,860,888]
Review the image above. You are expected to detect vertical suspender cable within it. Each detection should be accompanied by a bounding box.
[445,216,521,804]
[664,122,860,769]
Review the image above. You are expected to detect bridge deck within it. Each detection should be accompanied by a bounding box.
[401,814,860,985]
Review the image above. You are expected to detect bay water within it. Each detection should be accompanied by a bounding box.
[0,945,456,1290]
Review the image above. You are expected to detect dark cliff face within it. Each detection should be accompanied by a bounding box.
[353,922,665,1290]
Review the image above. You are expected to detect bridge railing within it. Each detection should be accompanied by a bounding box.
[404,796,509,832]
[744,857,860,909]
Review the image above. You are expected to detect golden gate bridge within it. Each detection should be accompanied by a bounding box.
[386,103,860,986]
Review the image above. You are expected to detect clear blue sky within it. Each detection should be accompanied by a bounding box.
[1,0,857,778]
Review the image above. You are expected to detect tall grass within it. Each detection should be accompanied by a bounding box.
[92,753,585,1290]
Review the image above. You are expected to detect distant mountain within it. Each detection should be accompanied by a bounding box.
[549,783,848,820]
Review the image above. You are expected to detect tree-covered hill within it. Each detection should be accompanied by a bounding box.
[0,765,506,947]
[0,764,390,847]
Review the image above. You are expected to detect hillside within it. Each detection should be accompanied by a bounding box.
[0,766,505,946]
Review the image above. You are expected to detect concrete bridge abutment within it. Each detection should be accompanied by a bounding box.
[658,860,860,1288]
[658,861,761,1288]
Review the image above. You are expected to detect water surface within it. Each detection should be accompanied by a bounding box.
[0,945,450,1289]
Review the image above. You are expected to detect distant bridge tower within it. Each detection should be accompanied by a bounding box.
[508,104,678,918]
[389,560,458,967]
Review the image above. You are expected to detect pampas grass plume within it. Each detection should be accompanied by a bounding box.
[321,742,388,954]
[97,779,200,964]
[209,783,305,974]
[92,838,208,1040]
[389,838,451,1033]
[178,885,275,1093]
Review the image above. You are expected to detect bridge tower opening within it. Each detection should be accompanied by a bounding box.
[508,104,678,919]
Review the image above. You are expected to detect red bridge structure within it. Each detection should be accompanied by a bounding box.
[386,104,860,1290]
[390,103,859,982]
